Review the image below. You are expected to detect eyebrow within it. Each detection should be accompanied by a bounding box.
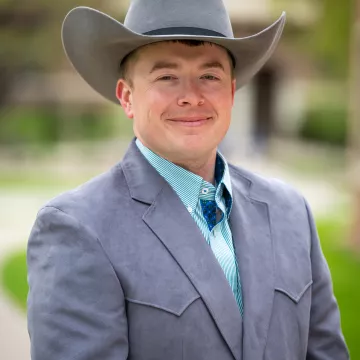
[149,61,179,74]
[149,60,226,74]
[199,61,225,72]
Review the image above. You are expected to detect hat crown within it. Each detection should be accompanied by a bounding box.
[124,0,234,38]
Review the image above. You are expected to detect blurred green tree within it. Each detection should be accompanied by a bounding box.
[0,0,121,106]
[273,0,354,79]
[275,0,360,251]
[311,0,353,78]
[348,0,360,250]
[0,1,127,145]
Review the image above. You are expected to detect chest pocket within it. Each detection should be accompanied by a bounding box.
[273,236,312,303]
[275,279,313,303]
[123,263,201,360]
[123,258,201,316]
[126,291,200,316]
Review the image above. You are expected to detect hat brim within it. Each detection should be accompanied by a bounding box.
[62,7,286,105]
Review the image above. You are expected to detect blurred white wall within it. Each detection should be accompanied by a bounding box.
[115,0,272,21]
[275,78,308,136]
[224,0,271,21]
[221,83,254,158]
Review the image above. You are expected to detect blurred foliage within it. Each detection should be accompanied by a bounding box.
[1,212,360,357]
[0,106,131,145]
[0,0,125,107]
[0,171,91,189]
[300,105,347,146]
[0,1,128,144]
[316,215,360,359]
[1,249,27,311]
[0,0,123,71]
[310,0,354,78]
[0,107,61,145]
[274,0,354,79]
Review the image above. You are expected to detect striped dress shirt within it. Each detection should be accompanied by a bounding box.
[136,139,243,315]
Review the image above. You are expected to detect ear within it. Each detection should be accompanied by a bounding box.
[116,79,134,119]
[231,79,236,106]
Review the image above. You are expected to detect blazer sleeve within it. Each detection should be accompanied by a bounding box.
[27,206,129,360]
[304,200,350,360]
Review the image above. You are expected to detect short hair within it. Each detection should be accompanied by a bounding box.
[119,40,235,87]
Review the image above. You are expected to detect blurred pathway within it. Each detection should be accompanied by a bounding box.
[0,190,57,360]
[0,158,350,360]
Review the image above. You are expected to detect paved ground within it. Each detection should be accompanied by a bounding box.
[0,190,54,360]
[0,291,31,359]
[0,156,350,359]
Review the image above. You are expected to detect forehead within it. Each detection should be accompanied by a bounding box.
[133,41,232,71]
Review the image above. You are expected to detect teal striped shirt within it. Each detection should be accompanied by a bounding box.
[136,139,243,315]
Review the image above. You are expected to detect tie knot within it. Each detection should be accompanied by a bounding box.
[200,199,218,231]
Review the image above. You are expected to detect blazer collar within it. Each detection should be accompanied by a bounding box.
[121,138,167,205]
[122,139,243,205]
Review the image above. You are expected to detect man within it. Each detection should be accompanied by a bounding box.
[27,0,349,359]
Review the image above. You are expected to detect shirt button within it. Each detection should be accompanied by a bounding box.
[201,188,209,194]
[187,206,193,213]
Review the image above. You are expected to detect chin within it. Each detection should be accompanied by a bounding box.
[175,140,216,158]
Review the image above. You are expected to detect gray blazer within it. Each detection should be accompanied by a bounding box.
[27,139,349,360]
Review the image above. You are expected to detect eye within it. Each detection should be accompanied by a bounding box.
[201,74,220,81]
[157,75,177,81]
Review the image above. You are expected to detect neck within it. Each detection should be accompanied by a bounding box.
[173,151,217,184]
[136,137,217,183]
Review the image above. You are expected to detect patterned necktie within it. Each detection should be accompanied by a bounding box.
[200,199,218,231]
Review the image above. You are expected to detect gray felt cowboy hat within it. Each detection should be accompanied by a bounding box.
[62,0,286,105]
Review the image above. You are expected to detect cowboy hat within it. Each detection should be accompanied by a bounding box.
[62,0,286,105]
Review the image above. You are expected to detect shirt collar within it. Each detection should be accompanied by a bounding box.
[135,138,233,216]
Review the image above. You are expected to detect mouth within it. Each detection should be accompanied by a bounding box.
[168,117,212,127]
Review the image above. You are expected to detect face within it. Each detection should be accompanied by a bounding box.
[116,41,236,164]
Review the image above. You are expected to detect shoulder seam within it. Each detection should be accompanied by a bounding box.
[38,206,122,288]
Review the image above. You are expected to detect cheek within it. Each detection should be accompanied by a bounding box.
[203,81,233,103]
[138,88,175,119]
[208,90,233,134]
[207,89,233,116]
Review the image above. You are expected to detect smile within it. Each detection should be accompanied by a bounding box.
[168,117,212,127]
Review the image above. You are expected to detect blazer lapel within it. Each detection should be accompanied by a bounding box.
[229,166,274,360]
[122,140,243,360]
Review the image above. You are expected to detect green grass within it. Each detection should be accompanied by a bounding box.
[1,250,28,310]
[0,172,81,190]
[1,214,359,357]
[316,217,360,358]
[0,170,96,190]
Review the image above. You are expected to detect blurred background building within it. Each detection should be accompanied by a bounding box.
[0,0,359,359]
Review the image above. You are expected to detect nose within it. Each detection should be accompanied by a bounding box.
[177,79,205,106]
